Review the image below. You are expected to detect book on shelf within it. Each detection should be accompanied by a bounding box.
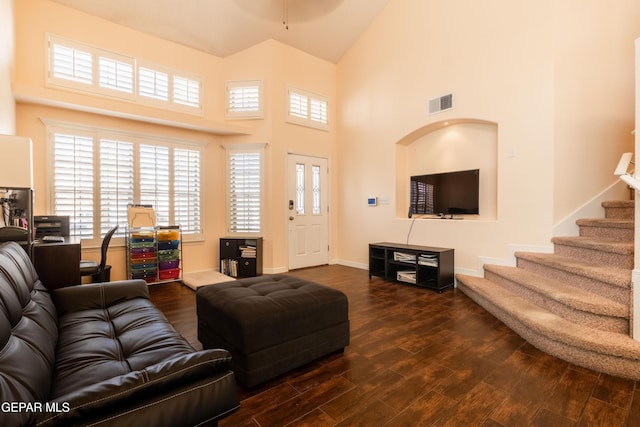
[240,245,257,258]
[220,259,238,277]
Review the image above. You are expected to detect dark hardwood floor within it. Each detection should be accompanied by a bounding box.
[148,265,640,426]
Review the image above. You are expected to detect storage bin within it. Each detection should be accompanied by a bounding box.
[130,241,155,249]
[130,252,156,260]
[131,258,157,265]
[158,240,179,250]
[159,259,180,270]
[158,249,179,261]
[130,246,155,254]
[131,230,154,239]
[132,273,157,283]
[159,268,180,280]
[157,229,180,241]
[131,262,157,269]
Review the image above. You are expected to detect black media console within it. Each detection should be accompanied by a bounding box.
[369,242,454,292]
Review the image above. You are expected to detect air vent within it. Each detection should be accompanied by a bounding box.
[428,93,453,114]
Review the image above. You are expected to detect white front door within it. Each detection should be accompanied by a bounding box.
[287,154,329,270]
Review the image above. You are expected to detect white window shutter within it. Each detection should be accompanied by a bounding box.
[174,76,201,108]
[226,80,263,119]
[100,139,134,236]
[52,43,93,84]
[52,133,94,238]
[139,144,170,225]
[138,67,169,101]
[310,98,328,124]
[289,91,308,119]
[227,149,262,233]
[50,127,204,241]
[174,148,201,234]
[99,56,134,94]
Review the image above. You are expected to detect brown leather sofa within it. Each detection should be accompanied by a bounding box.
[0,241,239,427]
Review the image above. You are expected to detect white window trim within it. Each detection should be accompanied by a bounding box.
[224,143,266,235]
[46,33,203,115]
[286,85,329,131]
[226,79,264,120]
[42,118,206,246]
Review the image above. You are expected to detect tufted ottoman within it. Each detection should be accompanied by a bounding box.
[196,274,349,388]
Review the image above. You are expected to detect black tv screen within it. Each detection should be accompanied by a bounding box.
[410,169,479,216]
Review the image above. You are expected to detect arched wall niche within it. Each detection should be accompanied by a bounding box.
[395,118,498,220]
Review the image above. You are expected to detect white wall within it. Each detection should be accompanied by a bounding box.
[0,0,15,134]
[336,0,639,274]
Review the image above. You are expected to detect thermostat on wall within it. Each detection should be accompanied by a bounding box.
[367,197,377,206]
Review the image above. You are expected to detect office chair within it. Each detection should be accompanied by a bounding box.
[80,225,118,283]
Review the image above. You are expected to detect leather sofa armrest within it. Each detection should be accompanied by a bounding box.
[39,349,237,427]
[52,280,150,315]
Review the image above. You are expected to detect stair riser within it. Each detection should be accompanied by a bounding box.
[484,270,628,334]
[604,206,634,220]
[457,280,640,381]
[516,258,629,305]
[554,244,633,269]
[578,225,633,242]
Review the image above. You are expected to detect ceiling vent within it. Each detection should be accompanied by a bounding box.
[428,93,453,114]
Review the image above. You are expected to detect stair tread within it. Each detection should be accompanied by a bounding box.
[551,236,633,254]
[456,274,640,360]
[602,200,634,208]
[515,251,631,288]
[484,264,628,317]
[576,218,634,228]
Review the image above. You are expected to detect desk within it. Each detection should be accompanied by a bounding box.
[32,237,81,290]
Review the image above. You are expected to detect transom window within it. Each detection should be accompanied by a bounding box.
[226,80,263,119]
[286,85,328,131]
[47,34,202,114]
[46,120,203,244]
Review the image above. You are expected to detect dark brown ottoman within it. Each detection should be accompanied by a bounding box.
[196,274,349,388]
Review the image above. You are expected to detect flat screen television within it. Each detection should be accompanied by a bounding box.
[410,169,479,216]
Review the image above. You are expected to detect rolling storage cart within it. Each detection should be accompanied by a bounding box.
[126,225,182,284]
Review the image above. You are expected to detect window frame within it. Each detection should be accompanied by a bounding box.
[44,119,205,246]
[224,143,266,235]
[286,85,329,131]
[225,79,264,120]
[46,33,203,115]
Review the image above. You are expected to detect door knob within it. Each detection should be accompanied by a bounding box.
[289,216,294,221]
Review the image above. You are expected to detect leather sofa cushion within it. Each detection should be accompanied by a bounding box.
[51,281,196,398]
[0,243,57,408]
[40,349,235,427]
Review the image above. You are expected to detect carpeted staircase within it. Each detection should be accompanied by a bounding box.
[456,200,640,380]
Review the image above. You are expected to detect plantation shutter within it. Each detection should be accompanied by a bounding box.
[52,133,94,238]
[138,67,169,101]
[289,91,308,119]
[51,43,92,84]
[228,150,262,233]
[310,98,328,124]
[173,76,201,108]
[139,144,170,225]
[174,148,201,234]
[100,139,134,236]
[98,56,134,94]
[227,82,261,115]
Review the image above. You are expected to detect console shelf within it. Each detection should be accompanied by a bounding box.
[369,242,454,292]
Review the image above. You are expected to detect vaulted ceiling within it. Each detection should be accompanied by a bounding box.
[50,0,390,63]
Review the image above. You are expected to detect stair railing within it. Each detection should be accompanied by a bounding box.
[614,152,638,191]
